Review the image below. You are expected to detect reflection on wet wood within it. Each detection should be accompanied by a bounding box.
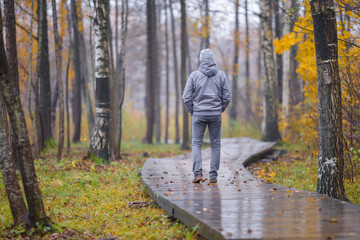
[141,138,360,239]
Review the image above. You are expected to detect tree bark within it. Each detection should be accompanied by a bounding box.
[145,0,157,144]
[310,0,346,200]
[229,0,239,121]
[169,0,180,144]
[115,0,128,158]
[65,5,72,153]
[180,0,190,150]
[88,0,111,164]
[4,0,20,168]
[204,0,210,48]
[260,0,281,142]
[0,90,29,228]
[71,0,82,143]
[164,0,169,144]
[274,0,283,104]
[154,0,161,143]
[51,0,64,160]
[245,0,251,121]
[282,0,292,120]
[38,0,52,145]
[0,31,51,229]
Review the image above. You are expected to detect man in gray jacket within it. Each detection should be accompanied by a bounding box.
[182,49,231,183]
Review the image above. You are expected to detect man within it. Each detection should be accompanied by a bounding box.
[182,49,231,184]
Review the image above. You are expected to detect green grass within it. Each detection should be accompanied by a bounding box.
[0,141,194,239]
[249,147,360,205]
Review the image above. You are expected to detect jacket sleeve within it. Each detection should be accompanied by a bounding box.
[182,73,194,114]
[221,73,231,112]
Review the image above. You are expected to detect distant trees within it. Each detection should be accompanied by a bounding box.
[88,0,111,164]
[260,0,281,142]
[310,0,346,200]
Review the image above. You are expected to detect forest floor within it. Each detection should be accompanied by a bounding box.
[0,142,198,240]
[248,144,360,206]
[1,138,359,239]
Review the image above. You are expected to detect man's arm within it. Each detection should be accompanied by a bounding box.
[221,73,231,112]
[182,73,194,115]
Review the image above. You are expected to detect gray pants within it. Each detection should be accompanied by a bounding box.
[192,114,222,179]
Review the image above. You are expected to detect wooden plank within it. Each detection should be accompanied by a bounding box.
[141,138,360,239]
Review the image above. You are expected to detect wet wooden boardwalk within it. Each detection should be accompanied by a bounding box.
[141,138,360,239]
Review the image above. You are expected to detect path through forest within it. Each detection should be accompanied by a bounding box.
[142,138,360,239]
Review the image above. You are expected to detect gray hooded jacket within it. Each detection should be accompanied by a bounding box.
[182,59,231,116]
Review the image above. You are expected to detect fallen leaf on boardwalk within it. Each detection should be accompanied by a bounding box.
[160,177,164,179]
[187,201,190,204]
[243,181,247,183]
[307,198,311,202]
[247,229,252,233]
[168,189,172,191]
[330,218,338,223]
[163,171,168,174]
[195,211,201,214]
[279,212,283,216]
[203,208,207,211]
[218,227,223,231]
[226,233,232,237]
[164,193,168,196]
[170,181,174,183]
[238,189,241,192]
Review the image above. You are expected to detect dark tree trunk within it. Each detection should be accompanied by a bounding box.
[245,0,251,121]
[260,0,281,142]
[274,0,283,104]
[204,0,210,48]
[229,0,239,121]
[0,32,51,229]
[154,0,161,143]
[180,0,190,150]
[88,0,111,164]
[169,0,180,144]
[38,0,52,144]
[115,0,128,159]
[310,0,346,200]
[51,80,59,131]
[65,5,72,153]
[164,0,169,144]
[0,90,29,228]
[71,0,82,143]
[4,0,20,168]
[51,0,64,160]
[145,0,157,144]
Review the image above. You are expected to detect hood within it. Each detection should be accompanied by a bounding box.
[198,59,218,77]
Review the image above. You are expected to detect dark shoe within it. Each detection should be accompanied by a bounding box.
[209,179,217,183]
[192,174,203,183]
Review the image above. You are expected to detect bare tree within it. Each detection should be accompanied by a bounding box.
[229,0,240,121]
[164,0,170,143]
[51,0,64,160]
[38,0,52,146]
[180,0,190,150]
[260,0,281,142]
[169,0,180,144]
[0,27,51,229]
[145,0,157,144]
[88,0,111,164]
[71,0,82,143]
[310,0,346,200]
[245,0,251,120]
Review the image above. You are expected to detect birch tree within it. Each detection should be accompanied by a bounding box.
[88,0,111,164]
[310,0,346,200]
[260,0,281,142]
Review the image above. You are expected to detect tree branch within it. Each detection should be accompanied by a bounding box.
[16,22,38,41]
